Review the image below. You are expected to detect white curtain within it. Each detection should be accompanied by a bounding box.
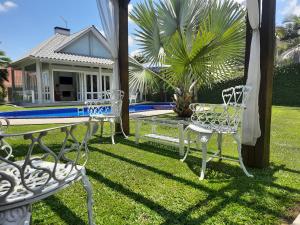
[96,0,120,90]
[242,0,261,146]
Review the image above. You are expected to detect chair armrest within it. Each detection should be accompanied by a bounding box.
[190,103,227,112]
[189,103,229,130]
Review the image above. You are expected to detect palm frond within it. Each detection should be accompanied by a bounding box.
[129,1,163,66]
[129,57,176,96]
[163,0,245,87]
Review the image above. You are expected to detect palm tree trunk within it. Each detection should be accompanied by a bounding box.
[173,91,192,118]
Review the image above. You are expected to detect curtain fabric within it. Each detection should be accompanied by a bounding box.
[242,0,261,146]
[96,0,120,90]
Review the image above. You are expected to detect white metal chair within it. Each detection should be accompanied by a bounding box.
[0,120,94,225]
[181,85,253,180]
[129,93,138,104]
[86,90,128,144]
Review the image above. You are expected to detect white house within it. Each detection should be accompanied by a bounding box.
[11,26,114,104]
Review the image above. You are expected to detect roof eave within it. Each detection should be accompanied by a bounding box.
[10,56,37,68]
[37,57,114,68]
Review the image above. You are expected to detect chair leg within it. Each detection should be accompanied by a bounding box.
[81,170,94,225]
[232,133,253,178]
[217,133,223,161]
[195,137,200,150]
[199,134,211,180]
[181,129,190,162]
[119,117,128,139]
[100,121,104,137]
[110,121,115,144]
[91,122,99,137]
[26,204,32,225]
[199,135,208,180]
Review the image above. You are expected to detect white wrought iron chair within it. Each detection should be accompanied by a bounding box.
[0,120,94,225]
[181,85,253,180]
[129,93,138,104]
[86,90,128,144]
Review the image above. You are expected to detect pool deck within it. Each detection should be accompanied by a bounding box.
[8,110,173,125]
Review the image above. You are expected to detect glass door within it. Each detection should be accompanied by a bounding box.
[85,74,99,100]
[42,71,50,102]
[77,73,84,101]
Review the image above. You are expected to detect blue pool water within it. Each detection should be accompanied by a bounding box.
[0,103,175,119]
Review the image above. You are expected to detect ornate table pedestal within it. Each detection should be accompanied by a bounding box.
[0,205,31,225]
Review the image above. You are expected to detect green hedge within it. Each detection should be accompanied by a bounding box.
[272,63,300,106]
[197,63,300,106]
[198,76,245,104]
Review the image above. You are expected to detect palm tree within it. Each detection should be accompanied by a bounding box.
[129,0,245,117]
[0,50,11,100]
[276,16,300,63]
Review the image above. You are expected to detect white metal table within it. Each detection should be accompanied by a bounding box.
[134,117,192,156]
[0,120,94,225]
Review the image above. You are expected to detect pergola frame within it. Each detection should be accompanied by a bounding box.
[119,0,130,135]
[118,0,276,168]
[242,0,276,168]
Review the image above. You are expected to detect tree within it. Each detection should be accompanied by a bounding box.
[0,50,11,100]
[276,16,300,64]
[129,0,245,117]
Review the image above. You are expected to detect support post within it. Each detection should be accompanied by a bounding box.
[49,64,55,103]
[242,0,276,168]
[11,68,15,102]
[35,60,43,103]
[118,0,130,135]
[21,67,25,94]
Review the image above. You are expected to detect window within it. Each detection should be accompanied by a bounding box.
[101,75,110,91]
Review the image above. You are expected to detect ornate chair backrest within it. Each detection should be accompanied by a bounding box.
[222,85,251,131]
[222,87,235,106]
[190,85,251,132]
[86,90,124,118]
[110,90,124,117]
[0,122,91,204]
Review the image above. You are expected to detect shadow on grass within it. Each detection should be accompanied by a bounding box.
[89,136,300,193]
[42,196,86,225]
[86,168,180,223]
[115,138,245,179]
[8,133,300,224]
[87,145,299,224]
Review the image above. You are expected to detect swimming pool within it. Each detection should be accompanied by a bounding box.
[0,103,175,119]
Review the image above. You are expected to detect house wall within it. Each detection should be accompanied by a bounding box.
[62,31,111,59]
[5,67,23,102]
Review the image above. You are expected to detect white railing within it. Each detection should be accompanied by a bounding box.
[81,91,112,101]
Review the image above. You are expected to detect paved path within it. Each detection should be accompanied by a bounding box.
[293,214,300,225]
[8,110,173,125]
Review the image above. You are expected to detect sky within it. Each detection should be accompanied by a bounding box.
[0,0,299,61]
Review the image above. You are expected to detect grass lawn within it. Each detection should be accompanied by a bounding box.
[3,106,300,225]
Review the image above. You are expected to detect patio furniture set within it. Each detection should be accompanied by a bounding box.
[134,85,253,180]
[0,85,252,224]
